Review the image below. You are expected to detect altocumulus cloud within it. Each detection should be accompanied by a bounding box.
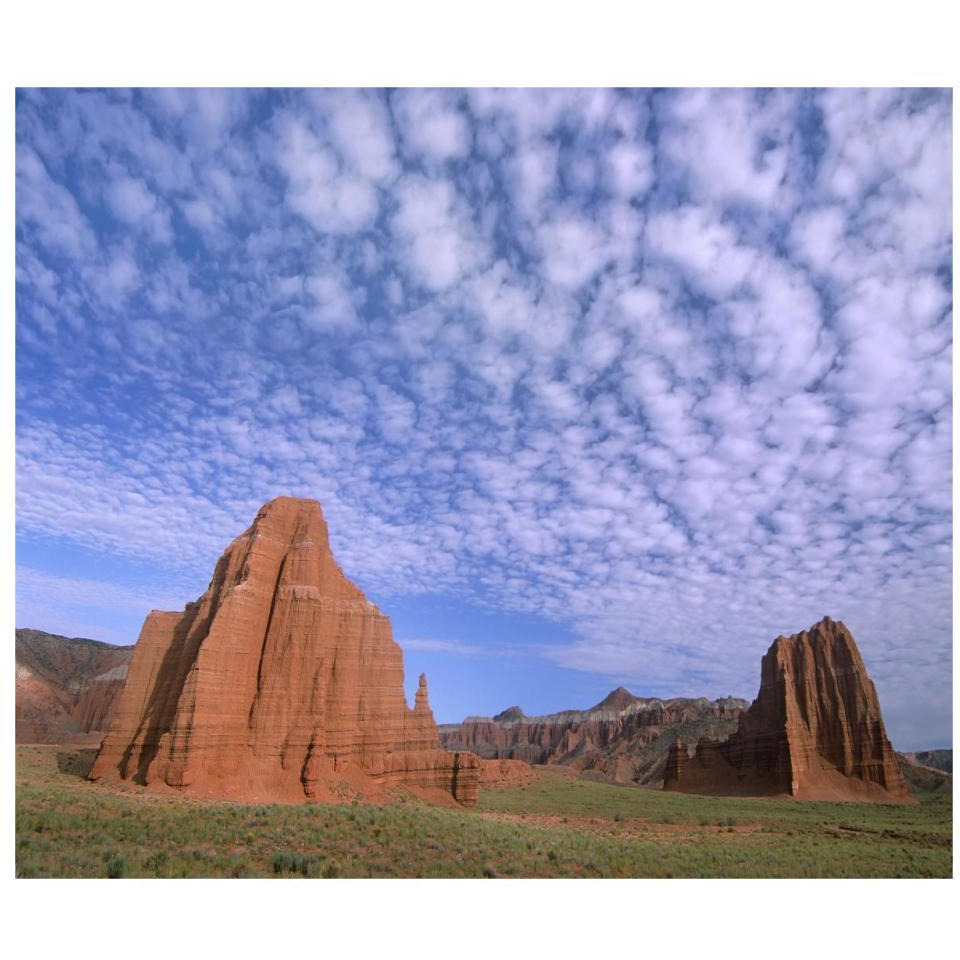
[15,88,952,748]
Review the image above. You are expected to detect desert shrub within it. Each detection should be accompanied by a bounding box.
[145,850,169,875]
[272,851,298,874]
[105,853,126,878]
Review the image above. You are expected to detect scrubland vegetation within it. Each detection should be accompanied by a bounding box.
[16,746,951,879]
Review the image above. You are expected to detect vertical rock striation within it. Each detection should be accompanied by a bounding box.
[664,617,909,803]
[89,497,479,805]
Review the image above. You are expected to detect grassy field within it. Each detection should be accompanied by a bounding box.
[15,745,952,878]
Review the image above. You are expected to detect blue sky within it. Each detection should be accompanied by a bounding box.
[14,88,952,748]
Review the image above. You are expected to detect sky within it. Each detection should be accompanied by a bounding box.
[14,87,952,749]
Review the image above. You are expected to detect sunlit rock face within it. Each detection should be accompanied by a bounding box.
[664,617,909,804]
[90,497,479,806]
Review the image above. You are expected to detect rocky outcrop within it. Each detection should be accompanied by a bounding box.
[664,617,910,803]
[900,749,951,774]
[89,497,480,805]
[15,629,133,743]
[896,753,952,794]
[439,692,748,786]
[477,758,537,789]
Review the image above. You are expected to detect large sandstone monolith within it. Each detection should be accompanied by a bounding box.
[89,497,480,805]
[664,617,910,803]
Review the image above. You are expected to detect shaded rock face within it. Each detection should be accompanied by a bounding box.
[15,629,133,743]
[664,617,910,803]
[439,693,747,786]
[90,497,479,805]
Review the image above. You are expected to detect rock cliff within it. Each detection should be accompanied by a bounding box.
[89,497,480,805]
[15,629,133,743]
[664,617,910,803]
[439,692,748,785]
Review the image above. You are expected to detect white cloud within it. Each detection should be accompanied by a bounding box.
[606,138,654,198]
[393,89,471,163]
[16,146,97,259]
[537,213,610,290]
[660,88,796,208]
[392,174,488,291]
[304,267,359,331]
[107,175,172,243]
[274,112,380,234]
[645,204,758,298]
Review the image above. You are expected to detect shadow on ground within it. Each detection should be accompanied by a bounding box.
[56,749,98,779]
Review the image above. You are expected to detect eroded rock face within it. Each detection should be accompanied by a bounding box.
[70,665,129,734]
[89,497,479,805]
[439,693,747,786]
[477,758,537,789]
[664,617,909,803]
[15,629,133,743]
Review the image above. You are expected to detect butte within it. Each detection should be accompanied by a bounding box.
[664,616,909,803]
[89,496,480,805]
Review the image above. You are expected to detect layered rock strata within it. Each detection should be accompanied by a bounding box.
[664,617,909,803]
[90,497,480,805]
[439,690,748,785]
[15,629,133,743]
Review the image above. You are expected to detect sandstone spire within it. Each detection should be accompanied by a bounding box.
[664,617,909,803]
[89,496,479,805]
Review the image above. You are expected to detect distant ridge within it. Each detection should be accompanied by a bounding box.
[440,686,748,785]
[15,628,133,743]
[588,686,638,713]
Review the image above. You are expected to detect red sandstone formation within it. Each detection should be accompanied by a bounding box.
[664,617,910,803]
[15,629,133,743]
[477,758,537,789]
[439,693,747,785]
[71,665,129,733]
[89,497,480,805]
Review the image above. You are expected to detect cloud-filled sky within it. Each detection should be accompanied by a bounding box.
[15,88,952,748]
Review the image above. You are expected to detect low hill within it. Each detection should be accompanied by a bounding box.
[896,752,953,794]
[15,628,133,743]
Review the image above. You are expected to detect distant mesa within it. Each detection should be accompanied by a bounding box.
[89,496,481,805]
[664,617,910,804]
[440,689,749,785]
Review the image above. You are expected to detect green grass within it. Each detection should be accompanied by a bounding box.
[15,746,952,878]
